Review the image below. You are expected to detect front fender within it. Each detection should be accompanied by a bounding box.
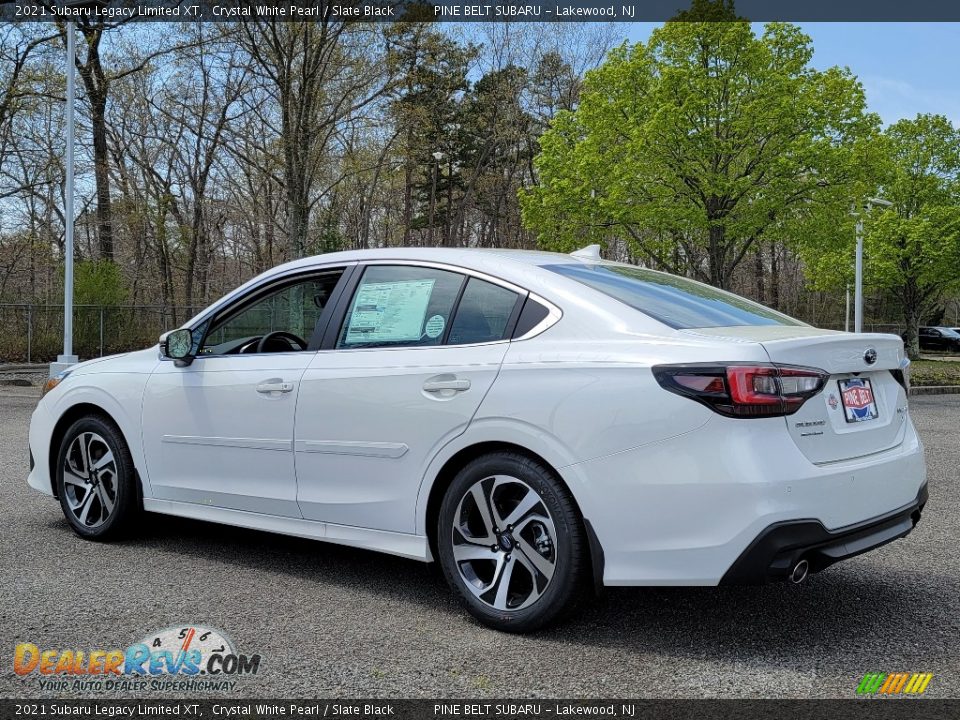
[47,377,153,497]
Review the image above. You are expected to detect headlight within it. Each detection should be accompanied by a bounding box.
[42,369,73,397]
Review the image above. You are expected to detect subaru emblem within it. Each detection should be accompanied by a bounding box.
[864,348,878,365]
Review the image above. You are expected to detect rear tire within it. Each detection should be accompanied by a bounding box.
[437,452,587,632]
[55,415,138,541]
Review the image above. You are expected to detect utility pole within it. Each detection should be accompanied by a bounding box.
[853,196,893,334]
[845,284,850,333]
[52,20,78,376]
[429,151,443,246]
[854,215,864,333]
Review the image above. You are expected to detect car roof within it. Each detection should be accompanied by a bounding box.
[274,246,582,271]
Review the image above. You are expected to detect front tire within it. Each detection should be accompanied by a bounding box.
[56,415,138,540]
[437,452,587,632]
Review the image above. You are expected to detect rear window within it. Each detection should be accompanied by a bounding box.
[544,263,802,329]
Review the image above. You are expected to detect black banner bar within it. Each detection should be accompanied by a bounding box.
[2,700,960,720]
[5,0,960,23]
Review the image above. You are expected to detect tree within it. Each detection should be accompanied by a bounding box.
[457,65,534,248]
[239,20,390,259]
[387,24,475,246]
[0,26,59,201]
[803,115,960,358]
[521,15,876,289]
[56,21,186,263]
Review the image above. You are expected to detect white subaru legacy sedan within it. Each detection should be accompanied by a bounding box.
[29,246,927,631]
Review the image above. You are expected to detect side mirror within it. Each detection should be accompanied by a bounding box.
[161,328,195,366]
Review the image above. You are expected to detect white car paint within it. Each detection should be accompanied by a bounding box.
[28,247,926,584]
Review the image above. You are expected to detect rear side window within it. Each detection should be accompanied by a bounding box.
[448,278,521,345]
[337,265,463,348]
[544,263,802,329]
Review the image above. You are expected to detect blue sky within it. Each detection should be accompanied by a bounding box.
[624,23,960,126]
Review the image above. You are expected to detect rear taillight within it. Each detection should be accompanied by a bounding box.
[653,363,828,418]
[891,357,911,393]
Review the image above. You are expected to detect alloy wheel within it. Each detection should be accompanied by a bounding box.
[451,475,558,611]
[62,432,118,529]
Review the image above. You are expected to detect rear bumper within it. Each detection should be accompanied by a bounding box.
[564,409,926,586]
[720,482,928,585]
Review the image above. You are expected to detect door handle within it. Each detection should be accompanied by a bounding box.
[423,378,471,393]
[256,379,294,395]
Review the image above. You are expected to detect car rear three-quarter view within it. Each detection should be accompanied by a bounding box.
[27,246,927,632]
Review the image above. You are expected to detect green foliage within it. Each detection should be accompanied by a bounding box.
[799,114,960,358]
[308,227,345,256]
[71,260,128,357]
[521,17,877,289]
[910,360,960,387]
[73,259,128,306]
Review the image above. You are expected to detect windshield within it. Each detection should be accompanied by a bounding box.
[544,263,803,330]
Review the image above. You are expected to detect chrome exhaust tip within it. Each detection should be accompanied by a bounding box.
[790,558,810,584]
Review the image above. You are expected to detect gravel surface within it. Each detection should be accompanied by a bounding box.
[0,391,957,699]
[0,372,44,388]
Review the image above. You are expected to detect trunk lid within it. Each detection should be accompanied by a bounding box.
[684,327,909,464]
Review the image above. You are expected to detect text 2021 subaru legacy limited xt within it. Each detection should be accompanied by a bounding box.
[29,246,927,631]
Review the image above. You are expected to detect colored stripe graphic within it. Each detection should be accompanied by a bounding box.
[857,672,932,695]
[912,674,933,694]
[857,673,886,694]
[889,673,909,694]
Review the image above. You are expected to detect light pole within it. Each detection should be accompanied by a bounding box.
[853,196,893,333]
[845,284,850,333]
[51,19,78,376]
[52,1,106,375]
[428,151,443,246]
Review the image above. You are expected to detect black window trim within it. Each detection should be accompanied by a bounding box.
[190,263,357,359]
[321,260,533,351]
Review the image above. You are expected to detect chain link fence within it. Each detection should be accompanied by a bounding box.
[0,304,204,363]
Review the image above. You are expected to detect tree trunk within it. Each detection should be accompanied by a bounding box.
[89,96,113,261]
[903,304,920,361]
[184,197,204,308]
[286,187,309,259]
[75,25,114,262]
[708,223,726,288]
[770,242,780,309]
[754,246,764,303]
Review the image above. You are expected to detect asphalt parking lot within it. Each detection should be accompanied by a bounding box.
[0,390,957,699]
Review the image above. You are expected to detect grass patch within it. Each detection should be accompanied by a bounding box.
[910,359,960,386]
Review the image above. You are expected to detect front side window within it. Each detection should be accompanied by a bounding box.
[544,263,803,330]
[337,265,464,349]
[201,270,344,354]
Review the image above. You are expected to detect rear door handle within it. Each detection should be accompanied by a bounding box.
[256,379,294,395]
[423,378,471,393]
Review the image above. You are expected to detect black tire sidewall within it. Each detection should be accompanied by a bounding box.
[437,453,585,632]
[56,415,137,540]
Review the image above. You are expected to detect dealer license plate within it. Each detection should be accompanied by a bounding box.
[838,377,879,423]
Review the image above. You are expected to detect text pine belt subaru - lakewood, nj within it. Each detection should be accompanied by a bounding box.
[29,246,927,632]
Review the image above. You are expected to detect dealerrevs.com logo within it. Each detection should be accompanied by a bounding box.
[13,626,261,693]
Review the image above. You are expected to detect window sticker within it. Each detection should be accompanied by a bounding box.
[344,279,435,344]
[424,314,445,339]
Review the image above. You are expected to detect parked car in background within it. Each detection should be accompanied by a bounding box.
[918,326,960,353]
[29,246,927,632]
